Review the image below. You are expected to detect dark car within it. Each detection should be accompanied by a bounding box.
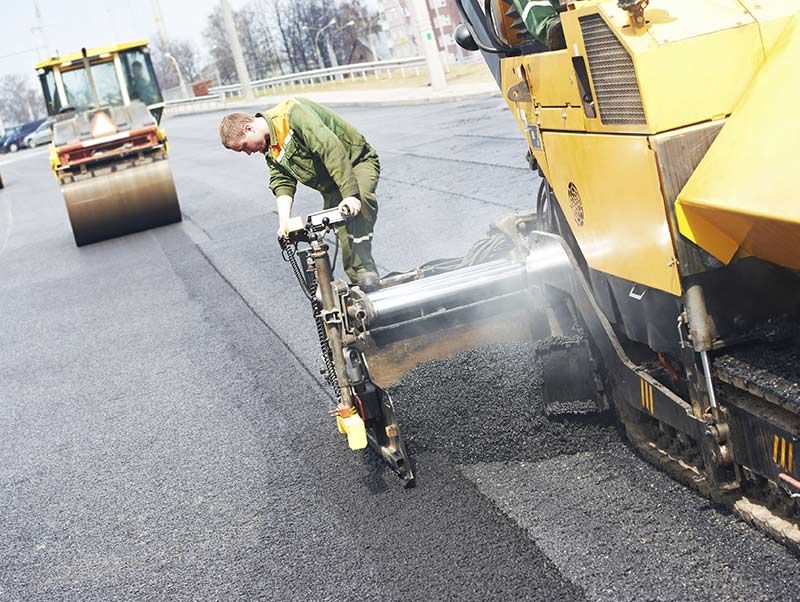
[0,125,21,150]
[1,119,45,153]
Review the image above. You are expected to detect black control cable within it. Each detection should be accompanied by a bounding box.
[280,236,341,398]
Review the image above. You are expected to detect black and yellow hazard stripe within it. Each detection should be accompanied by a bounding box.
[640,379,654,414]
[773,435,794,472]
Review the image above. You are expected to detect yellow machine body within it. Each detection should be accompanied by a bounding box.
[34,40,151,71]
[437,0,800,550]
[542,131,681,295]
[499,0,800,293]
[676,13,800,270]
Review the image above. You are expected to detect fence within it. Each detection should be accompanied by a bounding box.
[164,94,225,116]
[163,56,430,115]
[209,56,427,99]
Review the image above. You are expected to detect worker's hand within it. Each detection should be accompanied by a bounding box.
[338,196,362,218]
[276,219,289,239]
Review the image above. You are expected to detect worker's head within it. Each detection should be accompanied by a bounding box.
[131,61,144,79]
[219,112,268,155]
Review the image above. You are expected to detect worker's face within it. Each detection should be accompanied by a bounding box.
[234,123,267,155]
[132,65,143,79]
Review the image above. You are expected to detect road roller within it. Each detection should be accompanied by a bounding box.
[280,0,800,553]
[35,41,181,246]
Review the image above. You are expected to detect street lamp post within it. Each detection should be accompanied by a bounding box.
[316,19,337,68]
[325,20,355,68]
[304,19,336,69]
[165,52,191,99]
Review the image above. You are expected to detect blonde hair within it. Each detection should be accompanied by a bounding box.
[219,112,255,148]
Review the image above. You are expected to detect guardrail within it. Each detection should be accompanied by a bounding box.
[164,94,225,116]
[209,56,427,99]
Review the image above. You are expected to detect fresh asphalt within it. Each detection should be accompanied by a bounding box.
[1,97,798,601]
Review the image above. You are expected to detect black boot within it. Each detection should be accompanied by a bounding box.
[356,270,380,292]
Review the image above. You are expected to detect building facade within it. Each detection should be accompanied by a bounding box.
[379,0,466,63]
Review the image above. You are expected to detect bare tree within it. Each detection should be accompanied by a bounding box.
[332,1,378,64]
[0,75,44,125]
[240,3,285,78]
[203,1,286,84]
[150,38,201,89]
[198,0,382,83]
[204,5,237,85]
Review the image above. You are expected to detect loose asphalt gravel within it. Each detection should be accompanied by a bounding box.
[392,339,620,465]
[1,98,799,601]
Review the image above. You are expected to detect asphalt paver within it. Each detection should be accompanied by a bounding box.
[1,97,798,600]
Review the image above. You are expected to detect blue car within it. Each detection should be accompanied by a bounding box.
[0,125,22,150]
[1,119,45,153]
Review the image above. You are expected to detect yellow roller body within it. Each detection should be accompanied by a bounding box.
[675,13,800,270]
[62,158,181,246]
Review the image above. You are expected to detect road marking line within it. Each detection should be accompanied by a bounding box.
[0,193,12,258]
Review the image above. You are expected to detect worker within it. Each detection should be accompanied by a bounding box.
[219,98,381,291]
[511,0,566,50]
[129,61,159,105]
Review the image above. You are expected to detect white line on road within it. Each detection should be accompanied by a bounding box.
[0,192,12,258]
[0,147,49,167]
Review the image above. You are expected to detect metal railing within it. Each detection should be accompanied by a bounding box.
[209,56,427,98]
[162,56,430,115]
[164,94,225,115]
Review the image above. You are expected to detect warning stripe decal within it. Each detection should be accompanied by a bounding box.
[640,379,654,414]
[773,435,794,472]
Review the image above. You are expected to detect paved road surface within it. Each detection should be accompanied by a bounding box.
[1,98,798,601]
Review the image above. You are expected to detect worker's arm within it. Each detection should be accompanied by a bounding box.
[268,164,297,237]
[268,164,297,199]
[288,104,361,200]
[275,194,293,237]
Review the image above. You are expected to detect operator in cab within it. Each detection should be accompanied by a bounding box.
[219,98,381,291]
[128,61,160,106]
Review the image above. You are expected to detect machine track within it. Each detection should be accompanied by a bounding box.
[715,330,800,414]
[622,331,800,555]
[625,418,800,554]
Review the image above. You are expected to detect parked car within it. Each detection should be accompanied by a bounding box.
[0,125,21,150]
[1,119,45,153]
[24,120,51,148]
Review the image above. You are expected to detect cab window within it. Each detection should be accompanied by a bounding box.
[120,49,162,106]
[38,69,61,116]
[61,61,123,110]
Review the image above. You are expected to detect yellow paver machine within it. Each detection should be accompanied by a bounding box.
[35,41,181,246]
[280,0,800,551]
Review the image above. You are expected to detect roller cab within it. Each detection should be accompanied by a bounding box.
[35,41,181,246]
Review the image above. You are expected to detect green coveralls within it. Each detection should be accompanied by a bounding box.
[258,98,380,282]
[511,0,559,46]
[129,74,160,106]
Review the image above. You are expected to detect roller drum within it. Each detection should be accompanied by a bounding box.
[62,158,181,246]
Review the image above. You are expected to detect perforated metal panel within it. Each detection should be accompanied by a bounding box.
[579,13,646,126]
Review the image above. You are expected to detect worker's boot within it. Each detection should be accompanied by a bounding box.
[356,270,380,292]
[546,20,566,50]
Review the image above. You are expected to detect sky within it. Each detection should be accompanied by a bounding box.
[0,0,246,84]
